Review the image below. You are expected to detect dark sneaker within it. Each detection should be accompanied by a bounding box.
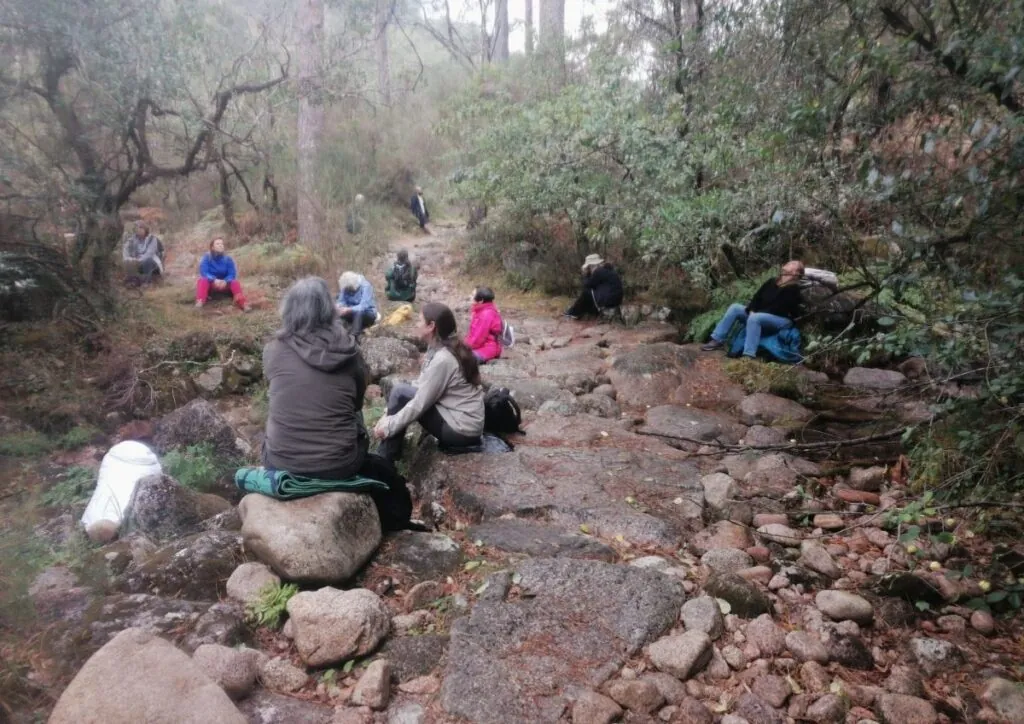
[701,340,724,351]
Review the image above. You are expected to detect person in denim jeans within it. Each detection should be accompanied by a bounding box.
[702,260,805,358]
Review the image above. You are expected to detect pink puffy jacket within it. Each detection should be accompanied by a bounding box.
[465,301,503,362]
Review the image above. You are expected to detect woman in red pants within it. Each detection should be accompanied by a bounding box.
[196,237,250,311]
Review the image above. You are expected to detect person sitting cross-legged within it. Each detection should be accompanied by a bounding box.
[385,249,418,302]
[336,271,378,340]
[373,303,484,463]
[196,237,250,311]
[122,220,164,285]
[465,286,503,363]
[701,260,805,358]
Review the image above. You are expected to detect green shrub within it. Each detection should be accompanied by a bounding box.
[0,431,52,457]
[161,442,235,492]
[40,465,95,508]
[246,582,299,629]
[57,425,101,450]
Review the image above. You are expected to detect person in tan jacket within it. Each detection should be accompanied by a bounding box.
[373,302,484,462]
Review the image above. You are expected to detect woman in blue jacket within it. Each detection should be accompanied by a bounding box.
[336,271,378,339]
[196,237,250,311]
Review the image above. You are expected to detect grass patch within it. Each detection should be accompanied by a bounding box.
[40,465,95,508]
[161,442,238,492]
[723,357,808,400]
[246,582,299,629]
[233,242,325,278]
[0,431,52,457]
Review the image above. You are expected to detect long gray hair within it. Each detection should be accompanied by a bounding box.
[278,276,335,337]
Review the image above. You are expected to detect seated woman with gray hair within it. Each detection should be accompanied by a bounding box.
[262,276,412,529]
[336,271,378,340]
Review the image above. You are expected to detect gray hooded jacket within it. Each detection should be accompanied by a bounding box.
[262,320,368,477]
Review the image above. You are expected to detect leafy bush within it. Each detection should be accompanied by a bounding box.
[246,582,299,630]
[161,442,235,492]
[0,431,52,457]
[40,466,95,508]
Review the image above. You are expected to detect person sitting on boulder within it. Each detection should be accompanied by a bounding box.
[262,276,412,529]
[465,286,503,363]
[701,259,805,359]
[122,220,164,284]
[373,302,484,462]
[196,237,250,311]
[336,271,378,339]
[384,249,418,302]
[563,254,624,320]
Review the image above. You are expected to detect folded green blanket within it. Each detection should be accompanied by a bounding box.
[235,466,388,500]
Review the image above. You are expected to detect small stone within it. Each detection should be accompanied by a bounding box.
[701,548,755,574]
[785,631,829,663]
[391,610,431,636]
[747,545,772,563]
[815,590,874,624]
[630,555,671,571]
[768,574,790,590]
[800,661,830,693]
[735,691,787,724]
[884,666,925,697]
[226,562,280,606]
[351,659,391,710]
[807,693,847,722]
[572,690,622,724]
[848,467,887,492]
[705,573,773,618]
[647,630,713,680]
[681,595,725,640]
[835,488,882,505]
[971,610,995,635]
[722,644,746,670]
[875,693,937,724]
[604,679,664,713]
[746,614,786,656]
[260,657,309,693]
[191,644,260,700]
[332,707,373,724]
[937,614,966,634]
[707,646,731,679]
[981,678,1024,722]
[398,675,440,695]
[757,523,803,547]
[909,637,964,676]
[701,473,737,511]
[799,541,842,579]
[752,674,791,708]
[813,514,845,531]
[738,565,774,585]
[642,672,689,705]
[753,513,789,527]
[824,633,874,670]
[404,580,444,612]
[676,697,714,724]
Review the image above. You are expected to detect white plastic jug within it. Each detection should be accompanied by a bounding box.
[81,441,162,530]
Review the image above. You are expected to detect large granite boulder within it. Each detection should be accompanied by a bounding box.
[122,474,230,542]
[152,399,241,457]
[286,587,391,666]
[115,530,244,600]
[238,492,381,584]
[49,628,245,724]
[359,336,419,382]
[442,558,684,723]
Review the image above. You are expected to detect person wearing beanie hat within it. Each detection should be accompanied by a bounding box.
[563,254,623,320]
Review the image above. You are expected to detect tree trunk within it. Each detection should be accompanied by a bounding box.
[493,0,510,63]
[538,0,564,69]
[376,0,391,105]
[217,160,238,231]
[524,0,534,56]
[297,0,325,250]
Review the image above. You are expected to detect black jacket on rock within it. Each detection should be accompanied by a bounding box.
[584,264,624,309]
[747,278,802,320]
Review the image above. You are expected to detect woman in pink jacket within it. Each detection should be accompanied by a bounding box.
[465,287,503,363]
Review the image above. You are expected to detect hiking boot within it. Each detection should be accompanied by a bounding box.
[242,304,252,313]
[195,300,205,309]
[562,312,578,320]
[701,340,724,351]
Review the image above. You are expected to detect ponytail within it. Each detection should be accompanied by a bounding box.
[422,302,481,386]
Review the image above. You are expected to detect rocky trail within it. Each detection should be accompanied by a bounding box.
[20,227,1024,724]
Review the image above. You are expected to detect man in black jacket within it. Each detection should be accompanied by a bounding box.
[701,260,805,358]
[410,186,429,233]
[564,254,624,320]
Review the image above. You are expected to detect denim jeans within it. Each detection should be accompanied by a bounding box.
[710,303,793,357]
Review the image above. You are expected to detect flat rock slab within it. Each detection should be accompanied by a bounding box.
[607,344,699,409]
[641,405,747,449]
[236,690,334,723]
[420,447,704,548]
[441,558,685,723]
[521,414,688,459]
[376,531,463,581]
[378,634,450,682]
[468,519,616,561]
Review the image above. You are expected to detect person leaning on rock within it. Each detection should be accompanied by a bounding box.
[701,259,805,359]
[563,254,624,320]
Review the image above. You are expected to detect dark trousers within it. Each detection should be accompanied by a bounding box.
[340,309,377,338]
[378,383,481,463]
[566,289,600,318]
[125,259,161,284]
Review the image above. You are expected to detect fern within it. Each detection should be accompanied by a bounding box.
[246,582,299,629]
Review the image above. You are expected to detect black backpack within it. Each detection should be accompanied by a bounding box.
[393,263,413,290]
[484,387,523,435]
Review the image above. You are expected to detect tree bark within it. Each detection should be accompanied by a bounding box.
[524,0,534,56]
[297,0,325,250]
[376,0,392,105]
[538,0,564,69]
[493,0,510,63]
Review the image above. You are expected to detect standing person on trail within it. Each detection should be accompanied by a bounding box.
[563,254,624,320]
[384,249,418,302]
[122,220,164,284]
[336,271,378,340]
[373,302,485,463]
[465,286,504,363]
[702,259,805,359]
[261,277,413,530]
[410,185,430,233]
[346,193,365,235]
[195,237,250,311]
